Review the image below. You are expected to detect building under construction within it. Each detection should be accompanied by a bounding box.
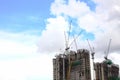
[53,49,91,80]
[95,60,119,80]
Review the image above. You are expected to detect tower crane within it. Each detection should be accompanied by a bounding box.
[87,39,95,80]
[104,39,112,65]
[104,39,113,80]
[63,21,84,80]
[66,30,83,80]
[104,39,112,60]
[62,20,73,80]
[87,39,95,60]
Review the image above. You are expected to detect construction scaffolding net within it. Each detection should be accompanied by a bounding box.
[71,60,81,66]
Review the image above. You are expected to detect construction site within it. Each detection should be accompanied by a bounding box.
[95,61,119,80]
[53,48,119,80]
[53,26,119,80]
[53,49,91,80]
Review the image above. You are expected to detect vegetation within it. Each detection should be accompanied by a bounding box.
[109,77,120,80]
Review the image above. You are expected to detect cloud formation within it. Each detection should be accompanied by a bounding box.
[0,30,53,80]
[0,54,52,80]
[38,16,69,53]
[37,1,120,79]
[38,0,120,55]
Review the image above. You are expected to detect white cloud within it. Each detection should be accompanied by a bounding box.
[0,54,53,80]
[0,31,53,80]
[91,0,120,54]
[50,0,120,55]
[38,16,69,53]
[51,0,90,18]
[78,13,99,32]
[0,31,38,56]
[38,0,120,74]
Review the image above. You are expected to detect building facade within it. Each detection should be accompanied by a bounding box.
[53,49,91,80]
[95,60,119,80]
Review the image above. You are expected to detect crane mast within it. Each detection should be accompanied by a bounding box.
[63,21,83,80]
[63,21,72,80]
[87,39,95,80]
[104,39,112,60]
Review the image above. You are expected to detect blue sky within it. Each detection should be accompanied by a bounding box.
[0,0,55,80]
[0,0,96,33]
[0,0,53,33]
[0,0,120,80]
[0,0,96,80]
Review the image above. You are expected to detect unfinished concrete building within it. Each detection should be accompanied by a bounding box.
[95,60,119,80]
[53,49,91,80]
[53,54,68,80]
